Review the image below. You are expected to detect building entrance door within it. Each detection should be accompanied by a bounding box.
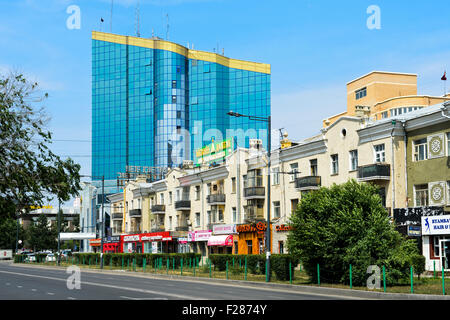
[439,239,450,270]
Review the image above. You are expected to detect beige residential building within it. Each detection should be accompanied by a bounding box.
[324,71,450,128]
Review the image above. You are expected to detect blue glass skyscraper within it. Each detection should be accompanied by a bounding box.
[92,31,270,183]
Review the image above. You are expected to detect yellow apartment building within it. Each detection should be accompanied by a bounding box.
[323,71,450,127]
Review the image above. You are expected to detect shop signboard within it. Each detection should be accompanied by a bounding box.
[188,230,212,242]
[275,224,294,232]
[152,242,158,254]
[422,214,450,236]
[123,235,140,242]
[407,225,421,237]
[194,138,233,166]
[213,224,237,235]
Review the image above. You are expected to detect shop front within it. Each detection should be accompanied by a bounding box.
[211,224,237,254]
[271,222,294,254]
[89,238,101,253]
[422,214,450,272]
[103,236,121,253]
[121,232,172,254]
[188,230,212,256]
[207,234,233,254]
[236,222,272,255]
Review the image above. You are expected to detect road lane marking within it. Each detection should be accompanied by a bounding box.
[0,270,202,300]
[120,296,168,300]
[47,292,55,295]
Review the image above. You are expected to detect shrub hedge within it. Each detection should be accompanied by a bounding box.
[208,254,299,280]
[72,252,202,268]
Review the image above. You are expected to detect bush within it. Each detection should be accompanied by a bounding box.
[270,255,299,281]
[287,180,425,286]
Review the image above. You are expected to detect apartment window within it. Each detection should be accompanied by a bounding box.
[207,211,211,224]
[289,163,299,182]
[382,111,388,119]
[169,192,172,204]
[291,199,299,213]
[273,201,281,218]
[195,212,200,227]
[231,177,236,193]
[206,183,211,195]
[172,95,177,103]
[169,216,173,230]
[160,193,164,205]
[414,184,428,207]
[374,144,385,163]
[246,240,253,255]
[195,186,200,201]
[355,87,367,100]
[331,154,339,175]
[232,207,237,223]
[447,181,450,205]
[279,241,284,254]
[447,133,450,156]
[413,138,428,161]
[172,80,177,89]
[310,159,318,176]
[349,150,358,171]
[272,167,280,185]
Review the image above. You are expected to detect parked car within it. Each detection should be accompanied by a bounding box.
[45,254,56,262]
[24,254,36,262]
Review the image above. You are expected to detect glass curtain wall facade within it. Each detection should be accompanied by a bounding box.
[92,31,270,184]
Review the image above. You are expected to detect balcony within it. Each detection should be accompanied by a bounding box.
[151,205,166,214]
[207,194,226,205]
[129,209,142,217]
[244,187,265,199]
[175,200,191,211]
[151,225,165,233]
[112,212,123,220]
[357,164,391,181]
[176,226,189,231]
[243,205,265,222]
[295,176,321,191]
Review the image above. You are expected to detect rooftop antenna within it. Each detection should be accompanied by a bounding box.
[166,13,169,40]
[278,128,285,142]
[135,0,141,37]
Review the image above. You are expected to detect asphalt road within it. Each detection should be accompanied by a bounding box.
[0,261,348,301]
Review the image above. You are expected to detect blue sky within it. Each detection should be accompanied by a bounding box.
[1,0,449,203]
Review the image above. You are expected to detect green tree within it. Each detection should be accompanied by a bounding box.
[0,71,81,220]
[0,217,25,250]
[287,179,425,286]
[27,214,57,252]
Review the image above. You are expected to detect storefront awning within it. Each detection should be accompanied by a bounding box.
[207,235,233,246]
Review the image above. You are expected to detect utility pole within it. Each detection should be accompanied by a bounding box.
[227,111,272,281]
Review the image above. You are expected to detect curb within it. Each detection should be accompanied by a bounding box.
[8,262,450,300]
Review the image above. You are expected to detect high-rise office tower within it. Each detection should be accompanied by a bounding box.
[92,31,271,184]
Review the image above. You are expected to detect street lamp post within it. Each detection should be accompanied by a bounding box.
[227,111,272,281]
